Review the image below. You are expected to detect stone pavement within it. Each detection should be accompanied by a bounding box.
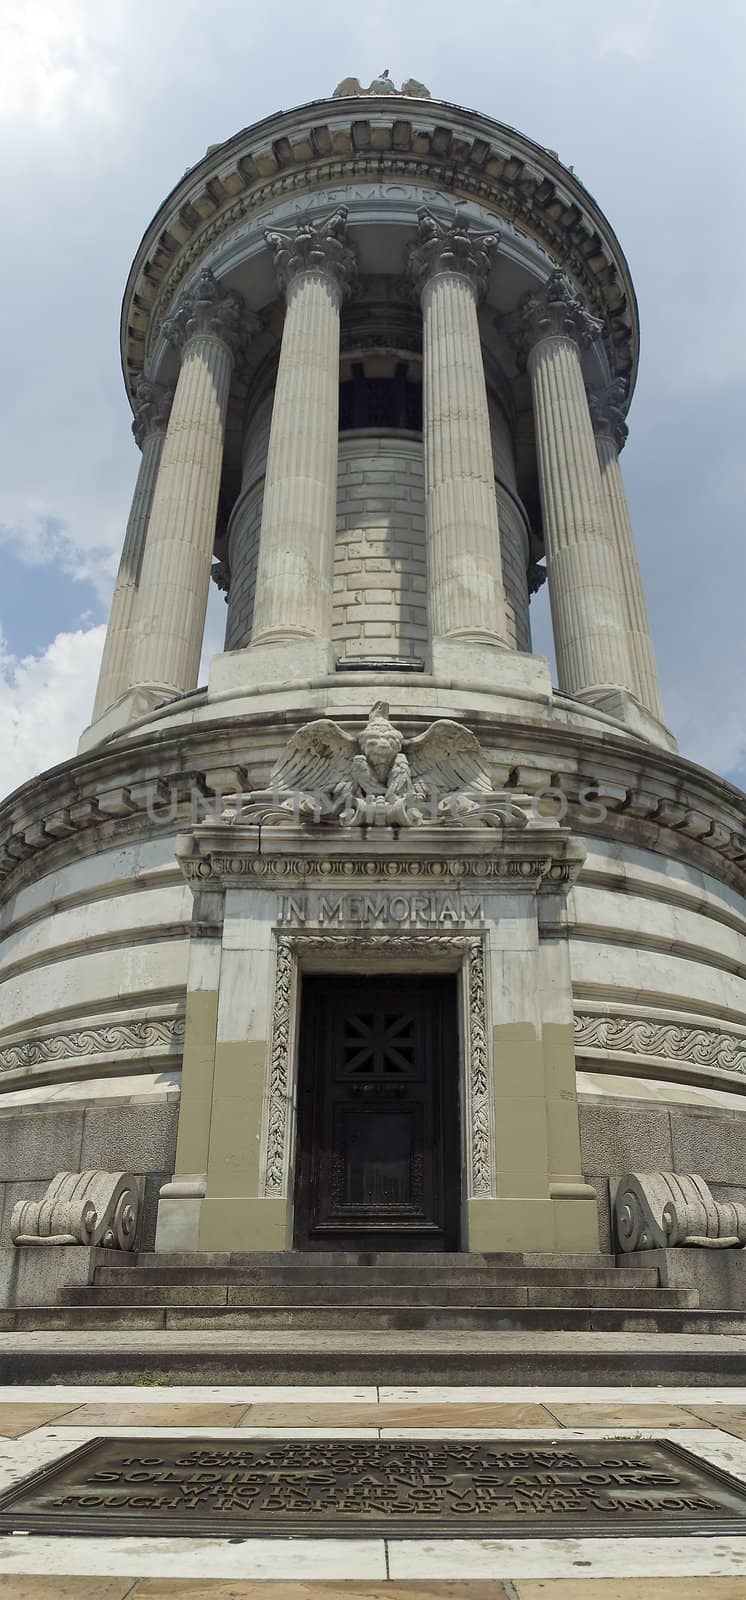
[1,1385,746,1593]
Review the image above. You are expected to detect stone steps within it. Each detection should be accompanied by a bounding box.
[92,1265,659,1289]
[66,1282,688,1309]
[6,1298,736,1335]
[132,1250,619,1269]
[3,1327,746,1386]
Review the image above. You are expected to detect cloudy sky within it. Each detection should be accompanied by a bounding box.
[1,0,744,801]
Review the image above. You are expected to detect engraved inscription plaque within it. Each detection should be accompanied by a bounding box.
[1,1438,746,1538]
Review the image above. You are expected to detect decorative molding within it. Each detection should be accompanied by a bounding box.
[265,205,358,300]
[588,378,629,453]
[0,1016,185,1074]
[261,937,296,1197]
[407,207,498,301]
[615,1171,746,1252]
[179,848,581,888]
[162,266,255,354]
[260,931,492,1200]
[466,938,492,1195]
[132,145,635,387]
[332,72,431,99]
[574,1012,746,1078]
[506,269,604,365]
[131,375,174,448]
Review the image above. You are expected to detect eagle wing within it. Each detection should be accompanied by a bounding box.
[269,719,356,796]
[405,721,492,800]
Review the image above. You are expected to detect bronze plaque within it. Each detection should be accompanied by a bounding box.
[1,1437,746,1538]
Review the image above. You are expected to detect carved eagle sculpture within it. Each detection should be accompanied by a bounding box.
[264,702,525,828]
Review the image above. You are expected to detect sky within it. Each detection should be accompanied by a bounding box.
[1,0,745,801]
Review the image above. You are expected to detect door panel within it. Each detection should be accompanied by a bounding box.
[294,974,460,1250]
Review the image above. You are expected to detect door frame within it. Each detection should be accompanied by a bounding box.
[257,932,495,1252]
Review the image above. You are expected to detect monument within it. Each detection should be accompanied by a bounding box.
[1,75,745,1300]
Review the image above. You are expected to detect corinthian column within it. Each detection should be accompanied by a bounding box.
[513,272,633,701]
[128,269,251,696]
[249,207,356,671]
[408,208,511,678]
[589,381,665,723]
[92,377,173,720]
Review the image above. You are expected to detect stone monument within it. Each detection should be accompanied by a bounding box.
[1,76,745,1279]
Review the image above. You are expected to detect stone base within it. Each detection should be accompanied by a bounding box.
[577,686,678,752]
[617,1246,746,1310]
[78,685,178,752]
[154,1175,206,1253]
[155,1177,289,1253]
[430,638,553,700]
[209,639,335,699]
[0,1245,123,1309]
[468,1195,600,1253]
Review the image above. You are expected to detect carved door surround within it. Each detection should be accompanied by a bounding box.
[259,930,493,1222]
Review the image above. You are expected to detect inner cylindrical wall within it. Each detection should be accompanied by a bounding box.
[225,354,531,659]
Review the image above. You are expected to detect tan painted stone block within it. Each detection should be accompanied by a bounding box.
[175,986,219,1175]
[492,1026,545,1098]
[205,1039,266,1198]
[494,1097,550,1176]
[199,1194,288,1252]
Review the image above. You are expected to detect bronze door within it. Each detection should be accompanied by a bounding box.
[294,974,460,1249]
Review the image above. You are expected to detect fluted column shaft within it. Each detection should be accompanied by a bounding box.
[251,207,357,648]
[92,381,171,718]
[518,274,632,697]
[128,270,246,695]
[252,271,342,642]
[591,385,665,721]
[410,210,509,651]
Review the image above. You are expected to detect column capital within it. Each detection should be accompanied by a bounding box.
[407,207,499,301]
[588,378,629,452]
[264,205,358,300]
[131,376,174,448]
[507,270,603,365]
[162,268,254,356]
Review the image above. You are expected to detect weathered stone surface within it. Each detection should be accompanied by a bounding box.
[579,1103,673,1175]
[80,1103,178,1174]
[0,1111,84,1184]
[670,1111,746,1185]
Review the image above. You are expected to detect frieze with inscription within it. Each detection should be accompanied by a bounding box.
[277,892,484,928]
[2,1438,746,1539]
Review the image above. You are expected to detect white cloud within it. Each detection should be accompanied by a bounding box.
[0,624,104,802]
[0,514,116,605]
[0,1,122,132]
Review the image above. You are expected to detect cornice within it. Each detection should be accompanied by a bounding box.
[120,94,639,405]
[0,710,744,906]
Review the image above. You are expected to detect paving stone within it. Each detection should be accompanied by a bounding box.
[513,1584,746,1599]
[242,1402,554,1428]
[60,1402,248,1428]
[543,1402,703,1428]
[0,1584,135,1600]
[689,1405,746,1439]
[134,1587,510,1599]
[0,1401,82,1436]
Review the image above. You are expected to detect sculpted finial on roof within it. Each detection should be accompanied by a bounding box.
[332,73,431,99]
